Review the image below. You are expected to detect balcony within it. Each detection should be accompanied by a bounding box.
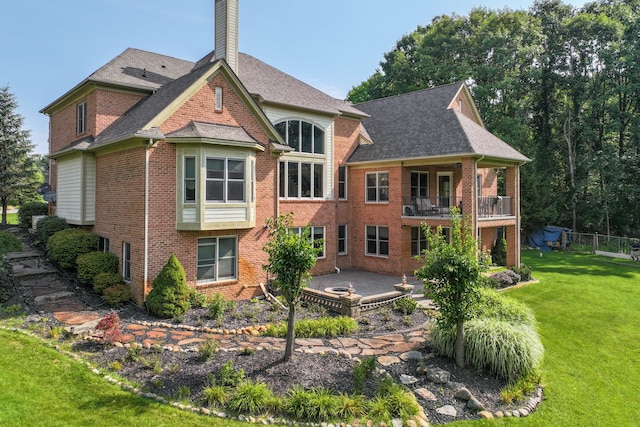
[402,196,462,218]
[401,196,513,219]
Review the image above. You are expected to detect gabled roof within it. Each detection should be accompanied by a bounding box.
[348,83,530,164]
[45,48,367,155]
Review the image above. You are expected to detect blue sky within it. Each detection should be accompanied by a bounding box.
[1,0,588,155]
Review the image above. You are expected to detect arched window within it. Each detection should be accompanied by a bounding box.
[274,120,324,154]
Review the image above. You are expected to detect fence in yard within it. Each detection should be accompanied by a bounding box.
[568,232,637,258]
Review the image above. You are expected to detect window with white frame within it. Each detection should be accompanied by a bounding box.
[184,156,196,203]
[215,87,223,111]
[290,226,325,258]
[206,157,245,202]
[122,242,131,282]
[411,226,428,256]
[279,161,324,198]
[274,120,325,154]
[365,172,389,202]
[197,236,237,282]
[77,101,87,134]
[338,224,347,255]
[338,166,347,199]
[366,225,389,256]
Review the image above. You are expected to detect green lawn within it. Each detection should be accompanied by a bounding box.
[451,250,640,426]
[4,212,18,225]
[1,250,639,426]
[0,329,249,427]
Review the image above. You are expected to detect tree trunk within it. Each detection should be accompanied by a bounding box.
[455,320,465,368]
[1,196,7,225]
[284,303,296,361]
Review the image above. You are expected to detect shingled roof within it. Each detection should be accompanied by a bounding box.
[45,48,367,153]
[348,83,529,164]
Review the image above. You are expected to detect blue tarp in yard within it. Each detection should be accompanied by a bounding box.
[527,225,571,252]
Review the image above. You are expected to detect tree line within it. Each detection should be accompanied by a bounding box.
[348,0,640,237]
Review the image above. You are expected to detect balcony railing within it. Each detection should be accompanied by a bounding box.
[477,196,513,218]
[402,196,462,218]
[401,196,513,218]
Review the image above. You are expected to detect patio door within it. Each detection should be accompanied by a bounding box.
[437,172,452,209]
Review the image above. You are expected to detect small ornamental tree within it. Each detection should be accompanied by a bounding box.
[262,213,321,361]
[146,254,191,318]
[415,207,487,368]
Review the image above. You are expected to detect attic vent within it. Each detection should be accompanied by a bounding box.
[161,65,166,68]
[142,68,147,78]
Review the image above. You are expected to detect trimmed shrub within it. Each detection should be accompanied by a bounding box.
[93,272,124,295]
[491,238,507,266]
[102,284,131,307]
[36,216,68,244]
[17,202,48,227]
[0,231,22,256]
[76,251,119,285]
[490,271,515,288]
[512,263,533,282]
[393,296,418,315]
[504,269,521,284]
[46,228,99,269]
[146,254,191,318]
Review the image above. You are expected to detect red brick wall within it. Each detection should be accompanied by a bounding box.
[92,147,146,304]
[95,90,145,134]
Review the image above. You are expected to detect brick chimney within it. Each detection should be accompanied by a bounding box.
[214,0,239,74]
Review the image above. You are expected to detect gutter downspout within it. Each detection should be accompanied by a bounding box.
[144,139,154,300]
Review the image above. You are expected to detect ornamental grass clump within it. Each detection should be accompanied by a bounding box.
[264,316,358,338]
[227,380,275,414]
[431,288,544,381]
[146,254,191,318]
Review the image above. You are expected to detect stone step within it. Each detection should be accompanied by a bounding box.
[34,291,76,305]
[65,319,100,336]
[5,251,43,262]
[11,267,57,281]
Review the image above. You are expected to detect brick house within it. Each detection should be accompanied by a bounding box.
[41,0,529,305]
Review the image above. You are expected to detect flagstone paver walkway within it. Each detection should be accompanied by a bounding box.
[4,225,428,357]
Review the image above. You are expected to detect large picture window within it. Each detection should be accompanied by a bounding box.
[279,161,324,198]
[206,157,245,202]
[366,226,389,257]
[365,172,389,202]
[274,120,325,154]
[197,236,237,282]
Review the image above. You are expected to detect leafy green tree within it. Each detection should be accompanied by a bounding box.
[415,208,486,368]
[0,86,41,224]
[262,213,321,361]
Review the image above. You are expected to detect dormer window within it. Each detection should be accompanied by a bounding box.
[76,101,87,134]
[215,87,223,112]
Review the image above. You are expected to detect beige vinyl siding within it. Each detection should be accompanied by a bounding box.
[56,154,96,225]
[264,106,334,199]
